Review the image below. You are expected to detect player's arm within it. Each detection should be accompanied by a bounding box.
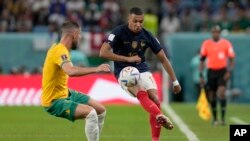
[199,56,206,75]
[199,41,207,85]
[99,42,141,63]
[224,57,234,81]
[226,41,235,72]
[62,62,110,77]
[156,49,181,93]
[224,40,235,80]
[228,58,234,71]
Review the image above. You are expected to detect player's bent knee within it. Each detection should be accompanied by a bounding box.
[74,104,94,119]
[88,99,106,114]
[86,109,98,120]
[127,85,142,96]
[97,104,106,115]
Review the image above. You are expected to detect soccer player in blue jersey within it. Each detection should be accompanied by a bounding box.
[100,7,181,141]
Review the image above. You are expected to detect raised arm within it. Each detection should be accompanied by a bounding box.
[99,42,141,63]
[62,62,110,77]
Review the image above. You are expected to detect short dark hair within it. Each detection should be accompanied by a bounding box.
[211,25,221,31]
[129,7,143,15]
[61,21,80,33]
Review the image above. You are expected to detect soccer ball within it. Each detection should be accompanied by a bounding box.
[119,66,140,87]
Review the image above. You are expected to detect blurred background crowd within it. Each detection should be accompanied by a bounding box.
[0,0,124,33]
[1,0,249,33]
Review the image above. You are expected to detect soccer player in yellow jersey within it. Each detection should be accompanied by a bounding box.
[41,21,110,141]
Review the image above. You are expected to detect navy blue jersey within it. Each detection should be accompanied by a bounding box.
[106,24,162,78]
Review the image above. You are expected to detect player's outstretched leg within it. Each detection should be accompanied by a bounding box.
[74,104,99,141]
[156,114,174,130]
[149,97,161,141]
[128,85,174,130]
[150,114,161,141]
[87,99,106,134]
[85,109,99,141]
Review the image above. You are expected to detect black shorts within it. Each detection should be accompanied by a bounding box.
[206,68,227,91]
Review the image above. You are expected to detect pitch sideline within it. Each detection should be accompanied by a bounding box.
[230,117,249,124]
[162,103,200,141]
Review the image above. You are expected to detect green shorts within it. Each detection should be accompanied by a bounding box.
[44,89,90,122]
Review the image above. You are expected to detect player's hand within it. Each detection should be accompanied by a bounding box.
[173,85,181,94]
[128,55,141,64]
[224,71,231,81]
[96,64,111,73]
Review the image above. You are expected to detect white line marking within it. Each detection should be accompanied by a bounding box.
[0,134,186,139]
[162,103,200,141]
[230,117,249,124]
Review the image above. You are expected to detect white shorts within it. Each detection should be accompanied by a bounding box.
[118,71,158,96]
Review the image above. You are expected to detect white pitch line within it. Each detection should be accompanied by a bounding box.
[162,103,200,141]
[230,117,249,124]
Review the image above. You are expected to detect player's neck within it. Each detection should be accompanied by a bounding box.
[127,24,140,34]
[60,36,73,51]
[212,38,220,42]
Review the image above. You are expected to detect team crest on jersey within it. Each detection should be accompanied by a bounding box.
[140,40,146,47]
[131,41,138,49]
[61,54,68,61]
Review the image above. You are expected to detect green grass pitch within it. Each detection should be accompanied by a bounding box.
[0,103,249,141]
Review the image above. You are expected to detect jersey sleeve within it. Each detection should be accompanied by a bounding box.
[106,27,120,49]
[54,47,71,67]
[225,40,235,58]
[200,41,207,57]
[149,34,162,54]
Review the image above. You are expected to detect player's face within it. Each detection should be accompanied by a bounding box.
[128,14,144,33]
[211,29,220,41]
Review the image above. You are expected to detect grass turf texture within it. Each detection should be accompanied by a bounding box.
[0,103,249,141]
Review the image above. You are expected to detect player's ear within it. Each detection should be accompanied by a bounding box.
[72,31,77,40]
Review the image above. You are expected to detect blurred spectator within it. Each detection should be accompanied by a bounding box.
[49,0,66,16]
[9,65,29,75]
[196,10,213,32]
[160,11,180,34]
[232,7,250,32]
[102,0,119,13]
[216,6,233,31]
[0,8,12,32]
[9,67,19,74]
[16,10,33,32]
[66,0,85,12]
[32,0,49,12]
[84,0,101,30]
[100,0,123,31]
[6,0,27,16]
[144,8,158,36]
[33,7,49,26]
[31,66,42,74]
[48,4,65,26]
[180,7,197,32]
[32,0,50,26]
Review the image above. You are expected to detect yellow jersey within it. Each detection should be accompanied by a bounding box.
[41,43,71,107]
